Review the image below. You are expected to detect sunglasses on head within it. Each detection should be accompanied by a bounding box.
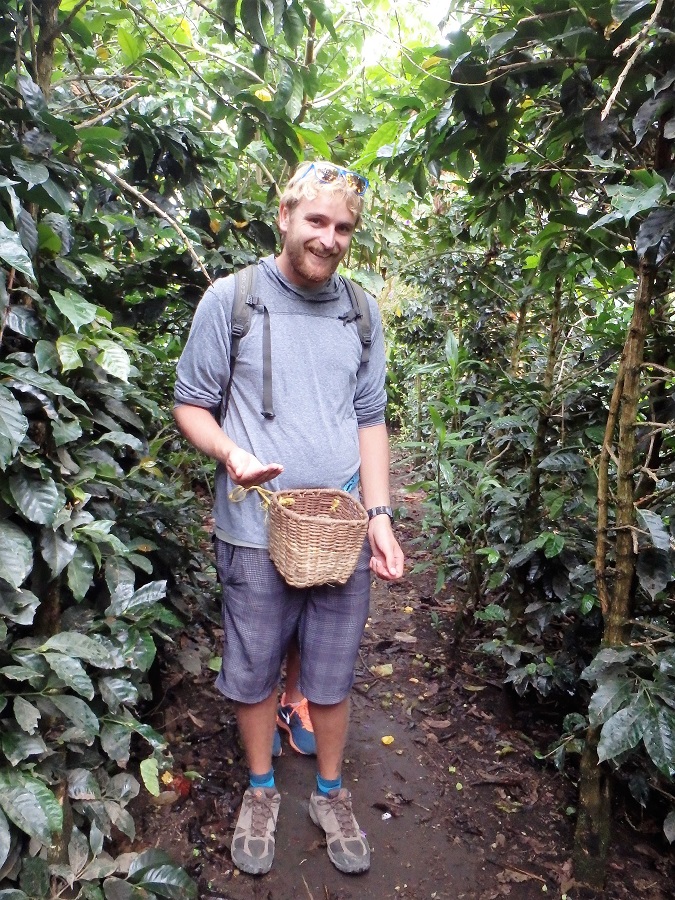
[298,162,369,196]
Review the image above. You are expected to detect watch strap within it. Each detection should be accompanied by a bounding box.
[367,505,393,523]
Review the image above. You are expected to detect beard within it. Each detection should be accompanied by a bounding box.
[283,238,345,286]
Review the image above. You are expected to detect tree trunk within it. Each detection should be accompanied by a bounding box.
[34,0,61,96]
[575,262,654,887]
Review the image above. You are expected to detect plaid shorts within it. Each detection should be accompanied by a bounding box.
[213,538,371,705]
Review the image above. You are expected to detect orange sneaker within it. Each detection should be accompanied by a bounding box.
[276,694,316,755]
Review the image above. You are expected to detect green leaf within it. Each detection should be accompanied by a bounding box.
[474,603,508,622]
[0,384,29,468]
[93,341,131,381]
[304,0,335,37]
[99,677,139,712]
[642,705,675,776]
[0,806,11,871]
[665,810,675,844]
[67,545,96,601]
[0,223,35,280]
[13,697,41,734]
[294,126,332,159]
[100,723,132,766]
[117,26,144,64]
[0,583,39,625]
[597,696,648,763]
[0,362,88,407]
[40,529,77,578]
[537,451,586,472]
[11,156,49,188]
[9,472,63,526]
[444,330,459,367]
[0,771,62,845]
[39,111,79,147]
[360,120,400,161]
[633,91,675,146]
[282,2,304,50]
[16,74,47,117]
[0,521,33,589]
[637,549,670,601]
[139,758,160,797]
[1,730,48,766]
[134,865,198,899]
[51,289,98,332]
[636,509,671,551]
[588,677,633,726]
[56,334,84,372]
[106,580,167,617]
[39,633,115,668]
[48,694,100,739]
[67,769,101,801]
[241,0,268,46]
[612,0,653,23]
[43,654,95,700]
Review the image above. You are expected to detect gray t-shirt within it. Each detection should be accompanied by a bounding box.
[174,256,387,548]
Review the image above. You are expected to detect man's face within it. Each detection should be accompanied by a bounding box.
[277,192,358,288]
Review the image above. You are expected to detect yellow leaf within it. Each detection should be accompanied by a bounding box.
[381,735,395,745]
[370,663,393,677]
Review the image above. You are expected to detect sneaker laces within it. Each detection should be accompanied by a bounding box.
[327,791,358,838]
[292,697,314,732]
[245,789,276,837]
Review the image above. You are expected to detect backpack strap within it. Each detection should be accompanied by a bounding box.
[230,264,256,366]
[340,278,372,365]
[223,263,275,421]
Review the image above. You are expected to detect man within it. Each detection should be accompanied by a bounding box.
[173,160,404,876]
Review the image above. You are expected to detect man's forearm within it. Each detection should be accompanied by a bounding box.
[173,404,236,466]
[358,423,392,509]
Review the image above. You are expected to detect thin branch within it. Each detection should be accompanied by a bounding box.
[125,4,235,111]
[74,93,140,129]
[98,166,212,284]
[601,0,665,120]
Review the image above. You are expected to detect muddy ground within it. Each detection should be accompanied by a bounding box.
[126,461,674,899]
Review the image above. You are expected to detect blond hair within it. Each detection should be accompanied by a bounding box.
[279,161,365,224]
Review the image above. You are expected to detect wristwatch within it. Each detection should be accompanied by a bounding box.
[367,506,394,524]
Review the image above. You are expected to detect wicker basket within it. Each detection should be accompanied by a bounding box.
[268,488,368,588]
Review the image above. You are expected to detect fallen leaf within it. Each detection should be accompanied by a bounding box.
[424,718,452,730]
[187,711,205,728]
[381,735,395,745]
[394,632,417,643]
[370,663,393,677]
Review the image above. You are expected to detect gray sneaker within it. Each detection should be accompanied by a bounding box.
[231,786,280,875]
[308,788,370,873]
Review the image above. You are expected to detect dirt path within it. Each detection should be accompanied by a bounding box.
[129,462,672,899]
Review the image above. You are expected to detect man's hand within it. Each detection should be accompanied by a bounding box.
[367,517,404,581]
[226,446,283,487]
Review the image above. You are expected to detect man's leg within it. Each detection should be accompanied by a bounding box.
[308,697,349,779]
[300,542,372,874]
[236,691,278,776]
[277,636,317,755]
[214,541,299,876]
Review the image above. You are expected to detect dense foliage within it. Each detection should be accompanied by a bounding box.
[0,0,673,895]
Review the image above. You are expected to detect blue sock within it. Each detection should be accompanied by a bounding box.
[316,773,341,796]
[250,769,275,790]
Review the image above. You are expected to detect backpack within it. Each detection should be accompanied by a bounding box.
[222,263,372,421]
